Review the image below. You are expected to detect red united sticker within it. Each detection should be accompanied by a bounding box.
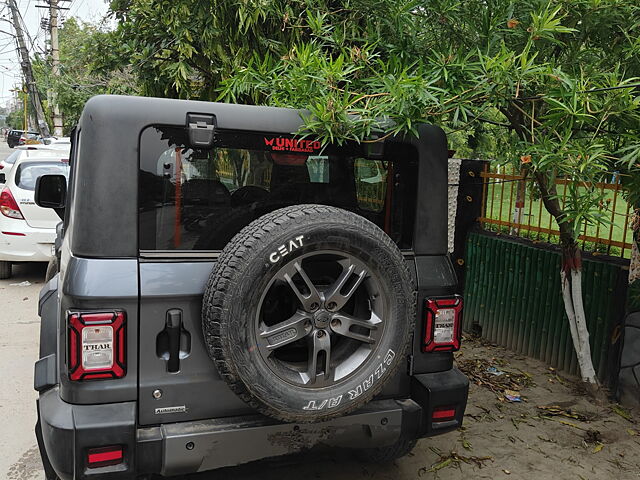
[264,137,322,153]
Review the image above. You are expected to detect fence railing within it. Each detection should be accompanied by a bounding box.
[479,167,634,258]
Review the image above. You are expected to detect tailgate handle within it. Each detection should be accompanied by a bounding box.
[166,310,182,372]
[156,309,191,373]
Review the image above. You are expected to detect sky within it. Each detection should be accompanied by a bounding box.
[0,0,111,109]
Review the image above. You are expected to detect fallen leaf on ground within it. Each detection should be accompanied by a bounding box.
[537,405,590,421]
[592,443,604,453]
[425,449,493,473]
[543,416,589,431]
[627,429,638,436]
[458,358,534,394]
[612,404,635,423]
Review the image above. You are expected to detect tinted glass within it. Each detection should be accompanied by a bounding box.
[354,159,387,213]
[4,150,19,165]
[15,161,69,191]
[139,126,416,251]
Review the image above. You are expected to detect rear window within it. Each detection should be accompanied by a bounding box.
[138,126,417,251]
[4,150,19,165]
[15,161,69,191]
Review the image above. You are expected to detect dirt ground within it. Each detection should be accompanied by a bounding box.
[2,262,639,480]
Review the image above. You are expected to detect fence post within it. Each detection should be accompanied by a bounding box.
[452,159,489,290]
[618,208,639,406]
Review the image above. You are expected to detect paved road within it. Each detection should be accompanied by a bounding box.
[0,141,45,480]
[1,262,46,480]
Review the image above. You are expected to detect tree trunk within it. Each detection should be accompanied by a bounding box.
[562,244,598,383]
[534,171,598,384]
[510,171,526,235]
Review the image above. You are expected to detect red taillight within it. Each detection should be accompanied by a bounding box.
[423,296,463,352]
[432,406,457,422]
[0,187,24,220]
[87,446,123,468]
[68,311,126,381]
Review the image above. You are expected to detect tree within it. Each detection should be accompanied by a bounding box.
[33,17,138,134]
[110,0,640,384]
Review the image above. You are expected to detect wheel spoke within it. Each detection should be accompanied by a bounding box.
[259,310,311,353]
[281,261,322,312]
[330,312,381,344]
[305,331,331,385]
[324,259,368,310]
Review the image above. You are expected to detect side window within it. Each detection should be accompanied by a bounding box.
[354,158,388,213]
[306,156,330,183]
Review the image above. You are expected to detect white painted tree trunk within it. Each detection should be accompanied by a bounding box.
[510,178,526,236]
[560,268,598,384]
[570,268,598,383]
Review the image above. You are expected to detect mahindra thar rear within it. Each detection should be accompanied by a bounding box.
[34,95,468,480]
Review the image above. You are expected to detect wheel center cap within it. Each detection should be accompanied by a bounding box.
[313,310,331,328]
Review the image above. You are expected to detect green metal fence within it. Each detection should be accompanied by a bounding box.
[464,230,628,381]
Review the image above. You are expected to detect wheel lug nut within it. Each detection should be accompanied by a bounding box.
[310,302,319,311]
[331,318,341,327]
[317,330,325,338]
[327,302,337,311]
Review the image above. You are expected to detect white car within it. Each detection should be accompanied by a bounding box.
[0,145,71,178]
[42,136,71,146]
[0,155,69,278]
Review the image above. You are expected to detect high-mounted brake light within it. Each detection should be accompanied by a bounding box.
[0,187,24,219]
[423,296,463,352]
[68,311,126,381]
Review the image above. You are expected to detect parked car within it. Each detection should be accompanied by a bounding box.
[42,136,71,146]
[0,156,69,278]
[33,95,468,480]
[0,146,71,178]
[19,132,43,146]
[7,129,37,148]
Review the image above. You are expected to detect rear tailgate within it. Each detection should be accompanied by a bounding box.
[138,261,254,425]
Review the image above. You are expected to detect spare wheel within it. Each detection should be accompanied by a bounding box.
[202,204,415,423]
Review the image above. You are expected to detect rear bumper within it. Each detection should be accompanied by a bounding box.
[0,221,55,262]
[37,369,468,479]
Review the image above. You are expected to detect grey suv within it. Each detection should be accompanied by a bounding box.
[33,95,469,479]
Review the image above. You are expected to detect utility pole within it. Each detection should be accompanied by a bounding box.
[23,87,27,131]
[7,0,51,137]
[48,0,65,136]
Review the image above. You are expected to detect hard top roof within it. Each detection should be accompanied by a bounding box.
[79,95,311,135]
